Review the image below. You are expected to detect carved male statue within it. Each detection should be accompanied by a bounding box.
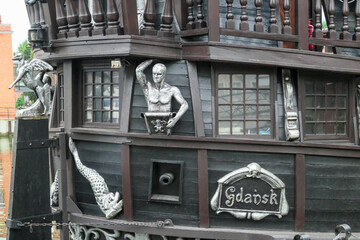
[136,60,188,129]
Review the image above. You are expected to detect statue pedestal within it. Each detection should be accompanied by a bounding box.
[141,112,176,135]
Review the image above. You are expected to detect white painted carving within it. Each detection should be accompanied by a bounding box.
[125,233,168,240]
[69,225,120,240]
[136,60,188,135]
[282,69,299,141]
[210,163,289,221]
[50,170,59,207]
[69,138,123,219]
[10,53,54,117]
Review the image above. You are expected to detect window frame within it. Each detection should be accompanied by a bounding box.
[80,61,124,129]
[299,71,355,141]
[213,65,277,139]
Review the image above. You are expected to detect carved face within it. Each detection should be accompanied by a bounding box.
[152,63,166,84]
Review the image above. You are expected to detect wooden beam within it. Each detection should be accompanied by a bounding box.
[121,144,133,221]
[174,0,187,31]
[207,0,220,41]
[42,1,58,40]
[63,60,73,132]
[120,64,135,133]
[197,149,209,228]
[295,154,306,231]
[121,0,139,35]
[187,61,205,137]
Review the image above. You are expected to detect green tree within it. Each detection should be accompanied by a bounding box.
[15,96,24,109]
[13,40,33,60]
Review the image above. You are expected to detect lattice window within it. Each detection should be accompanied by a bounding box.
[83,70,120,124]
[217,73,273,137]
[304,80,348,136]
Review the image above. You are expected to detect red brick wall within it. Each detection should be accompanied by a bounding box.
[0,16,16,118]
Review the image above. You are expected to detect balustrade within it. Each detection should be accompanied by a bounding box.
[185,0,207,30]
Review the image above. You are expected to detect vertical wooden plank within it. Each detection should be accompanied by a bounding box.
[120,64,135,133]
[42,1,58,40]
[174,0,188,30]
[121,144,133,221]
[197,149,209,228]
[208,0,220,41]
[121,0,139,35]
[295,154,306,231]
[63,60,73,132]
[58,133,70,240]
[186,61,205,137]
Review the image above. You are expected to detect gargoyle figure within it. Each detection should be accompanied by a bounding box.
[69,138,123,219]
[50,170,59,207]
[10,53,54,117]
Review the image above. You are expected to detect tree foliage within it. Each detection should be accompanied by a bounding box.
[15,96,24,109]
[13,40,33,60]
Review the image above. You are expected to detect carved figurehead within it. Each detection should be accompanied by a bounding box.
[136,60,188,135]
[10,53,54,117]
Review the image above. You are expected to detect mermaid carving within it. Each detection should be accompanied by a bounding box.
[69,138,123,219]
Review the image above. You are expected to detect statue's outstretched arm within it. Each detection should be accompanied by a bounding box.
[136,60,153,91]
[167,87,188,128]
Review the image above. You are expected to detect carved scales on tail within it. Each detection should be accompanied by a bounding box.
[69,138,123,219]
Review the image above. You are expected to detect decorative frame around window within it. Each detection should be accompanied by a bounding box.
[215,68,275,138]
[82,69,121,126]
[302,78,350,140]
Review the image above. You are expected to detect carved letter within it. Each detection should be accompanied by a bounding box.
[269,189,278,205]
[262,194,269,204]
[235,187,244,203]
[225,186,235,207]
[244,193,252,203]
[253,190,262,205]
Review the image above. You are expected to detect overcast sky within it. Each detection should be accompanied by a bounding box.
[0,0,29,53]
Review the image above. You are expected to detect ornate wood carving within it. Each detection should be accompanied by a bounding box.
[239,0,249,30]
[225,0,235,29]
[55,0,68,38]
[92,0,106,36]
[254,0,264,32]
[186,0,195,29]
[282,0,292,34]
[106,0,122,35]
[282,69,299,141]
[355,0,360,40]
[269,0,278,33]
[66,0,80,37]
[340,0,352,40]
[27,4,36,27]
[328,0,337,39]
[159,0,174,38]
[78,0,93,37]
[196,0,206,28]
[141,0,157,35]
[38,1,46,26]
[314,0,322,38]
[33,0,40,25]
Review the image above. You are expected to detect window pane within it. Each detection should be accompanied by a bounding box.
[218,74,230,88]
[316,110,324,121]
[316,96,325,108]
[245,74,256,88]
[327,96,336,107]
[103,98,111,110]
[259,106,270,120]
[306,123,315,134]
[85,72,93,84]
[245,105,256,120]
[219,121,231,135]
[258,90,270,104]
[325,123,336,134]
[95,72,102,83]
[113,98,119,110]
[232,105,244,119]
[305,96,315,107]
[326,82,336,94]
[338,110,346,121]
[259,121,271,135]
[85,85,93,96]
[94,111,101,122]
[337,97,346,108]
[337,82,347,94]
[103,111,110,122]
[315,82,325,94]
[232,90,243,104]
[245,90,256,104]
[113,85,119,97]
[316,124,325,134]
[305,81,314,94]
[94,99,101,109]
[325,110,336,121]
[112,71,119,83]
[337,123,346,134]
[218,90,230,104]
[245,121,257,135]
[232,121,244,135]
[258,75,270,88]
[103,85,111,96]
[305,110,314,121]
[85,111,92,122]
[219,106,231,120]
[94,85,101,96]
[85,98,92,110]
[232,74,243,88]
[104,71,111,83]
[112,111,119,123]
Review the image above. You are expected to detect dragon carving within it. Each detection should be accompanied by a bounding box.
[69,138,123,219]
[10,53,54,117]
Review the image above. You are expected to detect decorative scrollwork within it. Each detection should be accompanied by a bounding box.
[69,225,120,240]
